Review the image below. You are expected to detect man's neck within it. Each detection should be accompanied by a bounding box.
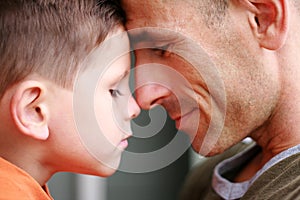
[251,48,300,171]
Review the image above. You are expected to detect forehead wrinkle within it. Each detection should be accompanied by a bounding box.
[128,28,183,48]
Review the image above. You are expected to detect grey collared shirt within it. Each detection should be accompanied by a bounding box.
[212,143,300,200]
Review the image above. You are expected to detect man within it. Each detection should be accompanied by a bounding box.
[121,0,300,199]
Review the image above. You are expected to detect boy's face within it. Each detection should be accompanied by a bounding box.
[52,29,140,176]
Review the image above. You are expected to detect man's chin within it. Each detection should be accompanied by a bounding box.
[191,141,225,157]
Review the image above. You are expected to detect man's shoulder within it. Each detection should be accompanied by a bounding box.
[242,152,300,200]
[178,142,252,200]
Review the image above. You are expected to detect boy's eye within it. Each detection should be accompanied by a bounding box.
[109,89,122,97]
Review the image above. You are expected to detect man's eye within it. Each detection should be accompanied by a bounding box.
[109,89,122,97]
[152,44,170,56]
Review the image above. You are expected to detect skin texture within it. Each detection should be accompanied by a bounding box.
[122,0,300,178]
[0,29,140,185]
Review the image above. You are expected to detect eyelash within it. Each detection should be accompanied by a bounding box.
[109,89,122,97]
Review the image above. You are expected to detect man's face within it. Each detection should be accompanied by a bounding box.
[122,0,280,156]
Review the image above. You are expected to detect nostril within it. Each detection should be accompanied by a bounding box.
[150,100,157,106]
[149,99,162,109]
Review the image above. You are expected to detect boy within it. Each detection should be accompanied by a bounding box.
[0,0,140,199]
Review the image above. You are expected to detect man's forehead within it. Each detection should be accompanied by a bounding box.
[122,0,195,10]
[123,0,197,28]
[123,2,167,27]
[122,0,167,8]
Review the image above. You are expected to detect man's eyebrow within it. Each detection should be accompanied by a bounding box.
[128,29,180,45]
[128,30,154,44]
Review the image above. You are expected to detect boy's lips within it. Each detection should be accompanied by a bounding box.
[118,135,131,149]
[119,139,128,149]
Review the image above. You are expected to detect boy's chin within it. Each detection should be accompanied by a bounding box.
[98,166,119,177]
[92,158,121,177]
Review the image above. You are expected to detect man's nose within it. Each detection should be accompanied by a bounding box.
[135,84,171,110]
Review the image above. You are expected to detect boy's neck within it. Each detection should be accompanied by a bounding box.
[0,145,53,186]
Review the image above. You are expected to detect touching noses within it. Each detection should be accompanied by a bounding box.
[135,84,171,110]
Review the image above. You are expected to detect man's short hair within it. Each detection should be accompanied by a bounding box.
[197,0,229,27]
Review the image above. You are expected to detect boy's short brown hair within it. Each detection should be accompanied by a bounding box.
[0,0,125,97]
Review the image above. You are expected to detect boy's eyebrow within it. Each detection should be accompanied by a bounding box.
[117,69,130,82]
[121,70,129,79]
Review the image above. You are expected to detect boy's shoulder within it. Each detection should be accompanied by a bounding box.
[0,157,53,200]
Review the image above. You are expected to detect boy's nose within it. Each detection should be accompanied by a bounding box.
[128,95,141,119]
[135,84,171,110]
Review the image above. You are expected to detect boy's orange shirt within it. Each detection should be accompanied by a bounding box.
[0,157,53,200]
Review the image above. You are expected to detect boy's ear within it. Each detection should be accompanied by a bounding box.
[241,0,289,50]
[10,81,49,140]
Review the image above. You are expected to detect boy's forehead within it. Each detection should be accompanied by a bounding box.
[79,29,129,71]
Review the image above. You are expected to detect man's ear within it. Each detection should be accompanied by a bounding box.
[241,0,289,50]
[10,81,49,140]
